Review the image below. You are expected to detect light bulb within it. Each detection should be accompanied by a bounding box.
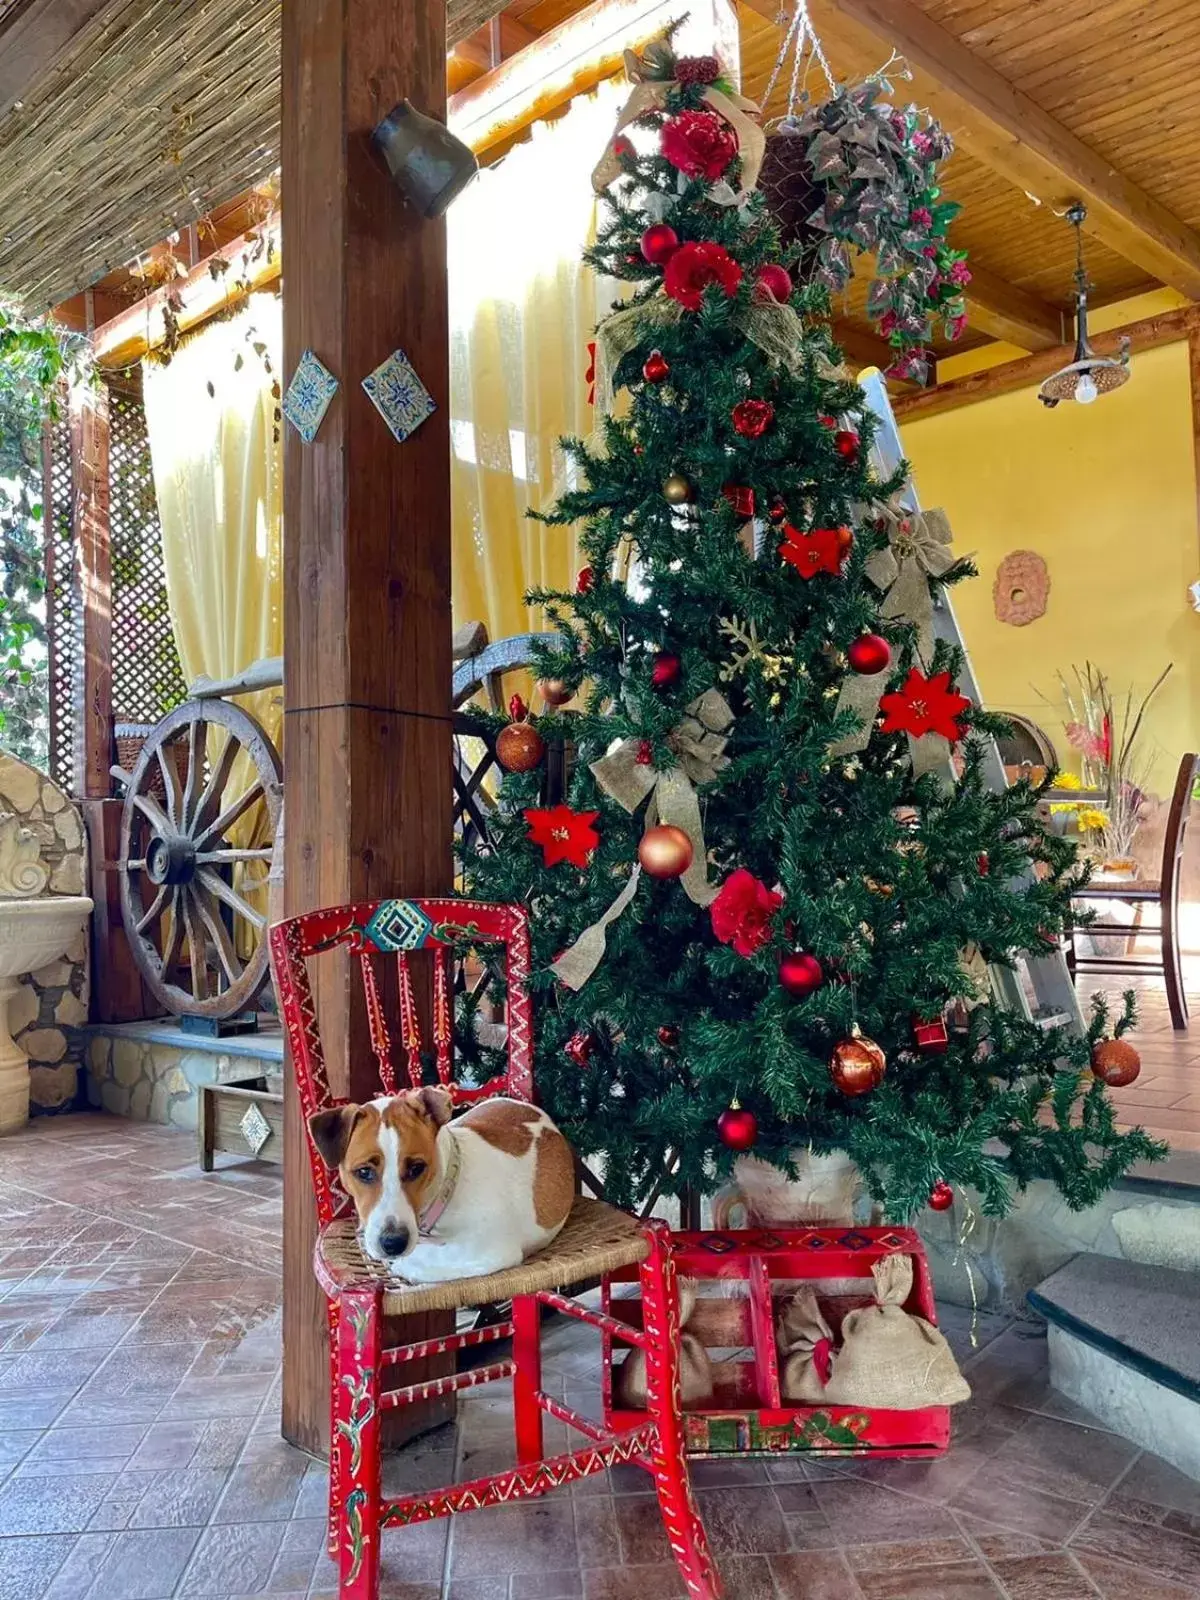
[1074,372,1098,405]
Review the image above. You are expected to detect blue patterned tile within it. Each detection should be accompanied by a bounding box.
[362,347,436,442]
[282,350,338,443]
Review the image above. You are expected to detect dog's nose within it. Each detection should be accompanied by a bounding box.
[378,1226,411,1258]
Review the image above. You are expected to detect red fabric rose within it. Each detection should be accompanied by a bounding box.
[732,399,775,439]
[711,868,783,958]
[675,54,722,85]
[663,241,743,311]
[661,110,738,181]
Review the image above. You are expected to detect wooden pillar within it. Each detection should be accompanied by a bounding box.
[1189,326,1200,563]
[70,381,112,799]
[280,0,455,1454]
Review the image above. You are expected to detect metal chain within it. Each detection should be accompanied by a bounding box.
[762,0,838,122]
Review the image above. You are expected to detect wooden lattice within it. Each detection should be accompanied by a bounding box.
[43,409,80,795]
[108,383,187,726]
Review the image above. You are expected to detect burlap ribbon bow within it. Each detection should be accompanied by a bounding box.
[591,43,765,196]
[831,502,956,760]
[551,689,733,990]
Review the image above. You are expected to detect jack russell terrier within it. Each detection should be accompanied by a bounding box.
[308,1087,575,1284]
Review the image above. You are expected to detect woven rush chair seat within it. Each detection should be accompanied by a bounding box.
[1083,878,1161,900]
[315,1197,650,1313]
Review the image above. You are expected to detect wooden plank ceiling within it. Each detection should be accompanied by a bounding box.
[2,0,1199,399]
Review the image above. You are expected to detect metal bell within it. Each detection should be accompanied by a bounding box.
[371,100,478,218]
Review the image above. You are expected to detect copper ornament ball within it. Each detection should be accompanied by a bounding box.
[663,473,694,505]
[1090,1037,1141,1088]
[638,824,694,879]
[495,722,545,773]
[829,1032,886,1096]
[537,678,573,707]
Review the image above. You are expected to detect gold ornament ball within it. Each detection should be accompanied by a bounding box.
[495,722,545,774]
[662,473,694,505]
[830,1032,886,1097]
[537,678,574,707]
[638,824,694,879]
[1091,1038,1141,1088]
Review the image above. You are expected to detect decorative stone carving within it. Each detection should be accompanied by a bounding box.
[993,549,1050,627]
[0,814,50,898]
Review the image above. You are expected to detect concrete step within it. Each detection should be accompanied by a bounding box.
[1028,1253,1200,1481]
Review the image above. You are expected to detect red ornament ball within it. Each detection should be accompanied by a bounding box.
[657,1024,680,1047]
[576,566,594,593]
[565,1032,594,1068]
[643,349,671,383]
[1091,1038,1142,1088]
[651,652,682,689]
[717,1100,758,1152]
[537,678,573,707]
[638,824,694,879]
[830,1032,886,1096]
[495,722,545,774]
[977,852,990,876]
[779,951,824,997]
[835,429,860,460]
[847,633,891,675]
[755,264,793,303]
[641,223,680,266]
[928,1180,954,1212]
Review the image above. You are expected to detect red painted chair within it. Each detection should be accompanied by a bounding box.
[269,897,722,1600]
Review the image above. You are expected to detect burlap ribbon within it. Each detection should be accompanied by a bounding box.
[830,503,957,761]
[551,689,733,990]
[591,45,764,195]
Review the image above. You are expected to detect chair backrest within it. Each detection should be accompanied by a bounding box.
[1159,753,1199,902]
[269,897,533,1226]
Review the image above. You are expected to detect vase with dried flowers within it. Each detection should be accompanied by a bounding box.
[1041,662,1172,876]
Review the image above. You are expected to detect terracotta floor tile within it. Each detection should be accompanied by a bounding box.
[1069,1508,1200,1589]
[1103,1453,1200,1525]
[845,1538,978,1574]
[853,1560,1004,1599]
[581,1564,686,1600]
[951,1466,1091,1544]
[770,1551,864,1599]
[814,1478,963,1546]
[1074,1552,1198,1600]
[987,1554,1103,1599]
[986,1416,1140,1505]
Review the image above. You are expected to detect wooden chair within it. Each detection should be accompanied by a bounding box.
[1067,754,1199,1030]
[269,897,722,1600]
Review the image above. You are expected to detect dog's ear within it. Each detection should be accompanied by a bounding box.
[308,1105,361,1169]
[414,1086,453,1127]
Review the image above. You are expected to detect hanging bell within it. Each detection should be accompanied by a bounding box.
[371,100,478,218]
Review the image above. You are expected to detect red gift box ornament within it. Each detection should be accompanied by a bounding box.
[722,484,755,519]
[912,1015,949,1055]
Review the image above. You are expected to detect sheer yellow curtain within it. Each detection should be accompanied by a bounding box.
[449,81,624,642]
[141,295,284,944]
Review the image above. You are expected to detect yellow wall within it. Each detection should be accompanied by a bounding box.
[901,292,1200,795]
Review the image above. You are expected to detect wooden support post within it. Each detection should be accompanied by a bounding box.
[281,0,455,1455]
[1189,326,1200,567]
[70,381,111,799]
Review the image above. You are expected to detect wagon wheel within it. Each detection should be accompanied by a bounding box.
[117,699,283,1019]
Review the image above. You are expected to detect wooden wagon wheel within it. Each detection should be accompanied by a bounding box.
[116,699,283,1019]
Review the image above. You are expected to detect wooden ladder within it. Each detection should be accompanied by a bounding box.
[860,369,1084,1035]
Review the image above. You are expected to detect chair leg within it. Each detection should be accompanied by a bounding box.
[639,1223,723,1600]
[511,1294,544,1466]
[327,1300,343,1558]
[333,1289,382,1600]
[1164,891,1189,1030]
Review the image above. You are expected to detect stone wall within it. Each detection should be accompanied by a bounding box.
[87,1021,283,1130]
[0,751,90,1113]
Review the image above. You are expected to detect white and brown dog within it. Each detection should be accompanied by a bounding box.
[308,1088,575,1284]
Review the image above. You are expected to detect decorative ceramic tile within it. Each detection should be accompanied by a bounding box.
[362,347,436,442]
[239,1103,272,1157]
[282,349,338,442]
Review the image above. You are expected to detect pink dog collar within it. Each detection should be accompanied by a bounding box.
[417,1132,462,1240]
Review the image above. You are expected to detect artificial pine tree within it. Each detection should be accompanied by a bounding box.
[461,33,1164,1220]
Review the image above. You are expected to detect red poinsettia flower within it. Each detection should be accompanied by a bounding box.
[660,109,738,181]
[663,242,743,311]
[878,668,972,743]
[711,868,783,958]
[731,399,774,439]
[779,524,847,580]
[524,805,600,869]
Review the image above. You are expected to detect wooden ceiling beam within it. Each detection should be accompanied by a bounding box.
[807,0,1200,299]
[893,303,1200,423]
[962,263,1064,352]
[447,0,518,47]
[832,322,918,386]
[452,12,538,71]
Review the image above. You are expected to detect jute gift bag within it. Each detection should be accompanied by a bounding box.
[824,1255,969,1407]
[614,1278,714,1409]
[777,1285,838,1403]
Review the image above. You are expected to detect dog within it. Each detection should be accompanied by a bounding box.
[308,1087,575,1284]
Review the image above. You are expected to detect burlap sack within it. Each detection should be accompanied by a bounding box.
[777,1285,838,1403]
[614,1279,714,1410]
[824,1255,970,1408]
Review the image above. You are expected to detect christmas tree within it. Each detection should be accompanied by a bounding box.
[461,33,1163,1220]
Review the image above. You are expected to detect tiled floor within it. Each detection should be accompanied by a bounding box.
[1099,961,1200,1153]
[2,1108,1199,1600]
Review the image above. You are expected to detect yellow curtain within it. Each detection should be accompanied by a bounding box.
[448,81,625,644]
[141,295,284,948]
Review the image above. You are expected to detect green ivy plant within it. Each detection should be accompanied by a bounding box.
[0,304,84,769]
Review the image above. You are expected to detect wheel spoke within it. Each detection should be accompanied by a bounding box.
[136,883,170,935]
[180,718,204,829]
[191,884,242,986]
[195,780,265,849]
[196,866,266,929]
[191,731,241,838]
[159,890,185,975]
[194,848,274,864]
[131,790,172,836]
[122,859,146,873]
[180,889,210,1000]
[156,744,183,826]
